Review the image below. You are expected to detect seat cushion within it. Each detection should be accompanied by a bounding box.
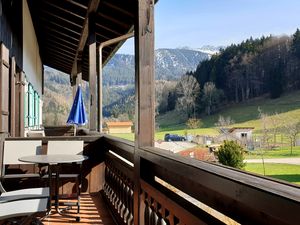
[0,187,49,203]
[0,198,48,220]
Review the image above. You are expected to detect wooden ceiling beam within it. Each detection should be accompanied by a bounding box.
[43,33,78,48]
[41,17,81,36]
[98,12,130,29]
[71,0,101,76]
[43,9,83,29]
[43,44,76,57]
[65,0,88,10]
[44,1,85,20]
[45,59,72,70]
[43,38,77,52]
[102,1,134,18]
[96,22,123,36]
[96,32,112,41]
[43,25,80,43]
[45,50,75,62]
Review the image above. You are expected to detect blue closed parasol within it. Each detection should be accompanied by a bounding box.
[67,86,87,135]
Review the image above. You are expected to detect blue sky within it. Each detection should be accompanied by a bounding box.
[117,0,300,54]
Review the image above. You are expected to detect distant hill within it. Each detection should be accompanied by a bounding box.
[43,48,209,122]
[103,48,209,85]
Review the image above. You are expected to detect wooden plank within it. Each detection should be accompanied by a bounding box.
[10,57,16,137]
[0,43,10,133]
[88,13,98,131]
[97,47,103,132]
[140,146,300,225]
[134,0,155,147]
[71,0,101,75]
[98,12,130,29]
[133,1,155,225]
[19,72,25,137]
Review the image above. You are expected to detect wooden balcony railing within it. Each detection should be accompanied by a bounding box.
[102,135,300,225]
[2,135,300,225]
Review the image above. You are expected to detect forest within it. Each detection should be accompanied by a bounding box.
[158,29,300,118]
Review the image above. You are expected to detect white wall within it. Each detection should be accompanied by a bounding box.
[22,0,43,96]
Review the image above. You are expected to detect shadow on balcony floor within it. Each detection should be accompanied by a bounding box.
[43,193,115,225]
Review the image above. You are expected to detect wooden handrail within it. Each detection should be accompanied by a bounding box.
[104,135,300,225]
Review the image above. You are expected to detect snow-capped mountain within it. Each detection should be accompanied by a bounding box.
[103,48,209,85]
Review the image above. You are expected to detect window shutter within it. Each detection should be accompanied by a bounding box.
[24,82,28,128]
[28,84,34,127]
[0,43,10,133]
[34,92,39,126]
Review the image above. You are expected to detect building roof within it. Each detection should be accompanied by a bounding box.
[228,127,255,133]
[106,121,133,127]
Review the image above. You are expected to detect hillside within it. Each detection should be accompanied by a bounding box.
[157,90,300,133]
[43,48,207,123]
[103,48,209,85]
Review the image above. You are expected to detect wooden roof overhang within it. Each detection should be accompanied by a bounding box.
[27,0,135,81]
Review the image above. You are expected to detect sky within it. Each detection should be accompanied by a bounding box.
[117,0,300,54]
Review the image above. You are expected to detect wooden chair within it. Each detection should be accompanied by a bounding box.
[1,140,49,202]
[47,140,84,213]
[0,197,49,224]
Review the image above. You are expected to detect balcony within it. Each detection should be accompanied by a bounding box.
[2,135,300,225]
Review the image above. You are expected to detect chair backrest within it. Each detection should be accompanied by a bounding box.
[26,130,45,137]
[47,140,83,155]
[3,140,42,165]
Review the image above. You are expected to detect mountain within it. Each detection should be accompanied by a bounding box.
[43,47,209,123]
[103,48,209,85]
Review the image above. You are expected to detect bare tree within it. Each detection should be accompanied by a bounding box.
[215,115,235,132]
[268,112,282,146]
[281,116,300,155]
[186,118,202,133]
[202,82,223,115]
[258,108,272,150]
[176,75,200,117]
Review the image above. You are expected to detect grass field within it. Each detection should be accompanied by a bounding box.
[245,146,300,159]
[113,91,300,144]
[157,90,300,131]
[245,163,300,185]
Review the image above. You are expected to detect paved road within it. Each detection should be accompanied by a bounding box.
[245,158,300,165]
[155,141,197,153]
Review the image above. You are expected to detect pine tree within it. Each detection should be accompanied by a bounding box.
[292,28,300,58]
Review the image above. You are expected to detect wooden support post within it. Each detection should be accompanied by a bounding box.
[10,57,16,137]
[19,71,25,137]
[97,48,102,133]
[134,0,155,225]
[89,13,97,131]
[135,0,155,147]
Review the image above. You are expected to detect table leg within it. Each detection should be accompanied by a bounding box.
[54,164,80,222]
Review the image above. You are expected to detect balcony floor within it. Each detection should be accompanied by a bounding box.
[43,193,115,225]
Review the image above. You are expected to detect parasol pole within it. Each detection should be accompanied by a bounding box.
[74,124,76,136]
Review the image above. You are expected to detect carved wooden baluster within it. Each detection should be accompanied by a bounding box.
[166,211,175,225]
[123,181,130,223]
[120,181,127,218]
[173,216,180,225]
[111,170,117,206]
[150,198,158,225]
[109,169,116,202]
[115,174,121,211]
[117,177,123,214]
[144,191,151,225]
[127,186,134,225]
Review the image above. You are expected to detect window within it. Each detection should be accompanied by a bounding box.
[25,82,40,128]
[241,133,247,138]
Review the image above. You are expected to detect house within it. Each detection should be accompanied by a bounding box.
[215,127,254,145]
[106,121,133,134]
[0,0,299,224]
[228,127,254,141]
